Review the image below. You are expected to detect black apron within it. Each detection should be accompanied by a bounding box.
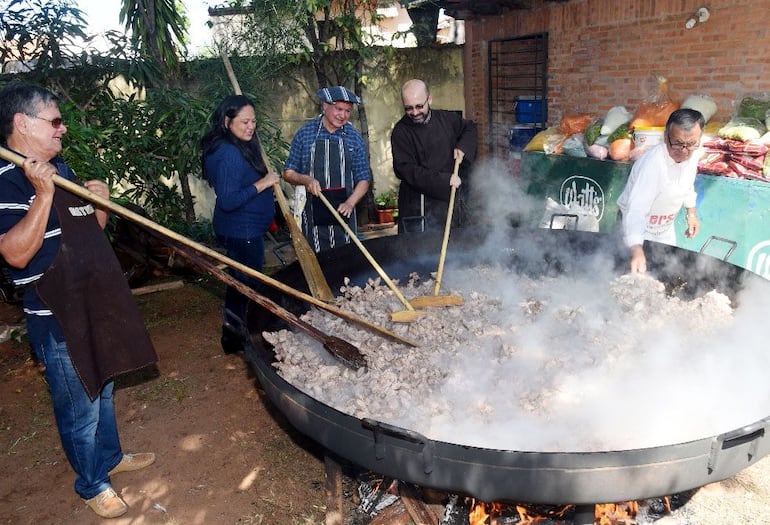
[35,186,157,400]
[302,135,357,253]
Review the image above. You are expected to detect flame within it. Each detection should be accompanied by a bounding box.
[468,499,489,524]
[518,503,570,523]
[467,499,663,524]
[469,500,570,524]
[595,501,640,524]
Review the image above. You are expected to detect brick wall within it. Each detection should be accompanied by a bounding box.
[462,0,770,155]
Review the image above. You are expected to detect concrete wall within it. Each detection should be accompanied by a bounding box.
[195,46,465,220]
[271,46,466,198]
[461,0,770,156]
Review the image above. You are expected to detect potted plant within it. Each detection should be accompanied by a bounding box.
[375,188,398,224]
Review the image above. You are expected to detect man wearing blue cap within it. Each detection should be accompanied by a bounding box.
[284,86,371,253]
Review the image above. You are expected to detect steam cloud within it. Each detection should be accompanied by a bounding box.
[269,159,770,453]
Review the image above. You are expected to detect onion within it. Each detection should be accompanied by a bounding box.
[609,138,633,161]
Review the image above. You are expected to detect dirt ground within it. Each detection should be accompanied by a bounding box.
[0,276,332,525]
[2,270,770,525]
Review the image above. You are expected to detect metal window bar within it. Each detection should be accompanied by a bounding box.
[487,33,548,158]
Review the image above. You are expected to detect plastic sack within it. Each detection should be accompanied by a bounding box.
[558,113,596,136]
[584,118,603,146]
[538,197,600,232]
[608,138,634,162]
[608,122,633,143]
[630,76,680,129]
[562,134,588,157]
[586,143,608,160]
[629,146,649,162]
[736,95,770,123]
[681,94,717,123]
[718,117,767,141]
[600,106,633,136]
[542,133,567,155]
[523,127,563,152]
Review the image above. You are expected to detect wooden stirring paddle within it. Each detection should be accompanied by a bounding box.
[410,157,465,309]
[170,243,367,370]
[0,145,418,348]
[315,192,428,323]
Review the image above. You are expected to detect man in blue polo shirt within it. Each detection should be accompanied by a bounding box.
[0,82,157,519]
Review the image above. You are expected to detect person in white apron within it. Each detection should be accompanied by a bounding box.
[617,108,705,273]
[284,86,371,253]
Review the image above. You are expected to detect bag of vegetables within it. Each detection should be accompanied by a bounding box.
[630,76,679,129]
[607,123,634,161]
[558,113,596,136]
[600,106,633,136]
[718,117,767,142]
[584,118,604,146]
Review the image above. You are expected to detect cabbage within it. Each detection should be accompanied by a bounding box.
[584,118,603,146]
[608,122,633,143]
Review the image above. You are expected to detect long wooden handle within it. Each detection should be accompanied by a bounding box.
[316,192,414,311]
[171,242,366,369]
[272,187,334,300]
[433,156,462,296]
[220,48,243,96]
[0,145,417,347]
[220,49,335,302]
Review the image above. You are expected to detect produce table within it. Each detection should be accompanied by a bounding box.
[520,151,770,280]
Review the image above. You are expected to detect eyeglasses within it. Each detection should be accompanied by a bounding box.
[28,114,65,128]
[403,96,429,112]
[667,136,699,151]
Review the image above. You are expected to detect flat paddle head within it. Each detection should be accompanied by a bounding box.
[323,335,367,370]
[389,309,430,323]
[409,295,464,308]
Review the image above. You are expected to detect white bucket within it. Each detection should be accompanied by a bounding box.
[633,127,665,148]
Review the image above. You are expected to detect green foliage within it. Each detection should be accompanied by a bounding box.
[0,0,89,71]
[233,0,382,89]
[119,0,187,85]
[0,0,138,73]
[375,188,397,209]
[0,0,360,234]
[59,87,215,226]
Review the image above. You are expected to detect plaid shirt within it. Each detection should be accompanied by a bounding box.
[284,116,370,184]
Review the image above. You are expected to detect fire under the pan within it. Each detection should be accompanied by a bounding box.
[347,471,692,524]
[263,263,770,453]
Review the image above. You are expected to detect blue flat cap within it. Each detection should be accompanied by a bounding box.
[317,86,361,104]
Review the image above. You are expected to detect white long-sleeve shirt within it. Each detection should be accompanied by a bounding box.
[617,143,699,247]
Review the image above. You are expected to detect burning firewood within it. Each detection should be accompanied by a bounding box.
[399,482,438,524]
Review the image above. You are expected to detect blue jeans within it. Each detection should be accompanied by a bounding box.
[32,333,123,499]
[216,235,265,330]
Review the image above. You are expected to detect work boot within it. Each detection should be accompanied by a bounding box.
[109,452,156,476]
[83,487,127,518]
